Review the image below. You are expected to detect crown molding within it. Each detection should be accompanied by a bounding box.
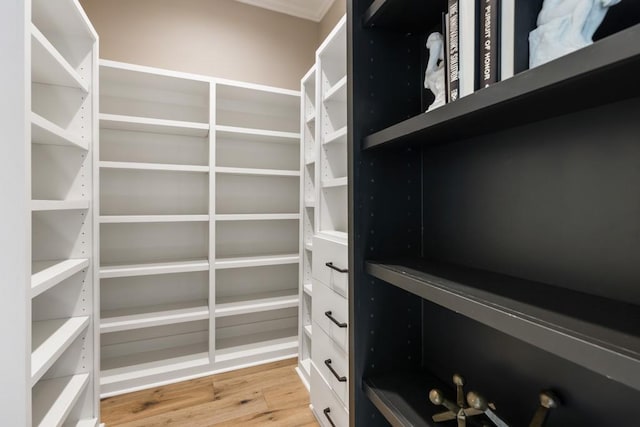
[234,0,336,22]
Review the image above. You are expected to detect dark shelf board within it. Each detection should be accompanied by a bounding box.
[363,24,640,150]
[362,0,447,32]
[364,371,447,427]
[365,258,640,392]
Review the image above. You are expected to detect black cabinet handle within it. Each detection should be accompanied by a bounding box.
[324,359,347,382]
[323,407,336,427]
[325,261,348,273]
[325,311,347,328]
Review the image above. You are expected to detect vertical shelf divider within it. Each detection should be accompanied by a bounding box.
[208,82,217,367]
[297,65,317,389]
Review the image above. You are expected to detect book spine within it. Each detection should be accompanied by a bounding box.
[458,0,476,97]
[500,0,514,80]
[448,0,460,101]
[480,0,500,88]
[444,12,451,103]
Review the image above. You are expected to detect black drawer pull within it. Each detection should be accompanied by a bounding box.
[324,359,347,382]
[323,407,336,427]
[325,311,347,328]
[325,262,348,273]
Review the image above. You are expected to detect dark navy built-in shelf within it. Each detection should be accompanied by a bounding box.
[364,371,448,427]
[363,24,640,150]
[366,259,640,392]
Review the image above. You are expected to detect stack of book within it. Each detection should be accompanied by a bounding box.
[442,0,544,103]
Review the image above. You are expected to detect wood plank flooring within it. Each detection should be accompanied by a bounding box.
[101,358,319,426]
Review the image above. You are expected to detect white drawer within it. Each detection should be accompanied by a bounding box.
[312,323,349,407]
[312,278,348,352]
[312,235,348,297]
[311,362,349,427]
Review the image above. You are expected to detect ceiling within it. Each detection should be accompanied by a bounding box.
[233,0,336,22]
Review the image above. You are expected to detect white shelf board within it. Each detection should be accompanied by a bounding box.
[31,259,89,298]
[215,290,299,318]
[100,59,210,95]
[305,112,316,124]
[322,177,348,188]
[303,283,313,296]
[216,80,299,108]
[32,112,87,150]
[101,343,209,387]
[32,200,89,211]
[215,327,298,363]
[323,76,347,104]
[99,215,209,224]
[215,166,300,177]
[215,213,300,221]
[32,0,96,40]
[305,157,316,166]
[304,241,313,251]
[31,24,88,92]
[31,317,90,385]
[32,374,90,427]
[101,300,210,334]
[100,259,209,279]
[304,324,313,338]
[318,230,348,245]
[304,199,316,208]
[100,161,209,173]
[215,254,300,270]
[100,113,209,137]
[216,125,299,144]
[323,126,347,146]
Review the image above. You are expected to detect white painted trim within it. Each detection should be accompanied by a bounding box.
[295,365,311,391]
[99,354,298,398]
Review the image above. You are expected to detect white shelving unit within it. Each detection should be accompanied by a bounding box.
[31,259,90,298]
[31,112,88,150]
[99,215,210,224]
[32,200,91,211]
[100,259,209,279]
[213,79,301,371]
[216,290,299,317]
[98,60,301,397]
[215,213,300,221]
[307,16,350,424]
[100,113,210,137]
[98,60,213,397]
[0,1,101,425]
[32,374,90,427]
[215,166,300,177]
[297,64,318,388]
[99,161,210,173]
[316,17,348,241]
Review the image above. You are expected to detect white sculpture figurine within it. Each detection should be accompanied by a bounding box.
[530,0,622,68]
[424,32,446,112]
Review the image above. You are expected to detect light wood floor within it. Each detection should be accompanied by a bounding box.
[101,358,319,426]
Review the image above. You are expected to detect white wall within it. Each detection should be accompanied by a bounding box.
[0,0,30,424]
